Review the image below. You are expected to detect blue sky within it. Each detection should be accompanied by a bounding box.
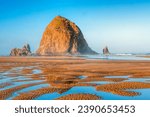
[0,0,150,55]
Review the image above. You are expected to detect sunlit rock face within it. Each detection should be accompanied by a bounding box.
[36,16,96,55]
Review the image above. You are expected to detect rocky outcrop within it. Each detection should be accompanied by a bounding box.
[36,16,96,55]
[10,44,31,56]
[103,46,110,55]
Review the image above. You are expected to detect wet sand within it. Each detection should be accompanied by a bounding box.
[0,56,150,100]
[56,94,100,100]
[96,82,150,96]
[137,55,150,58]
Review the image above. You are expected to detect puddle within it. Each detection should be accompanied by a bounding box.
[126,89,150,100]
[32,86,103,100]
[77,75,88,79]
[0,67,25,77]
[125,78,149,83]
[0,77,13,83]
[104,75,150,83]
[32,69,42,74]
[13,67,24,71]
[0,74,22,84]
[34,86,99,100]
[105,75,129,78]
[35,86,150,100]
[0,75,4,79]
[35,92,60,100]
[0,76,45,91]
[7,84,50,100]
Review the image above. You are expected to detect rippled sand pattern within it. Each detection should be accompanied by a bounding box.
[0,56,150,100]
[56,94,100,100]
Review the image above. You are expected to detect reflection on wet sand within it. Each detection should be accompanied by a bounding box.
[0,56,150,100]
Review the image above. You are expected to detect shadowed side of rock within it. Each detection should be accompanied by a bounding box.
[36,16,97,55]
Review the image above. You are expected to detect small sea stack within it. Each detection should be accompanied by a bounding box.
[10,44,31,56]
[103,46,110,55]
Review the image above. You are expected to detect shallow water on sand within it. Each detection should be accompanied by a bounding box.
[105,75,130,78]
[77,75,88,79]
[0,61,150,100]
[79,54,150,61]
[32,69,42,74]
[7,84,50,100]
[35,86,150,100]
[1,71,150,100]
[105,75,149,83]
[0,66,49,99]
[0,75,45,91]
[34,74,150,100]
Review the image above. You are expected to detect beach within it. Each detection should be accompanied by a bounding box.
[0,56,150,100]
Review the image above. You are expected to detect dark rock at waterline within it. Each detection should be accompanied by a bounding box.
[103,46,110,55]
[10,44,31,56]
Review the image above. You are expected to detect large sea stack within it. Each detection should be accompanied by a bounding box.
[36,16,96,55]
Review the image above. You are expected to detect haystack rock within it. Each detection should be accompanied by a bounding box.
[103,46,110,55]
[36,16,96,55]
[10,44,31,56]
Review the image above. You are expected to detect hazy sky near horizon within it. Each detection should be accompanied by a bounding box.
[0,0,150,55]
